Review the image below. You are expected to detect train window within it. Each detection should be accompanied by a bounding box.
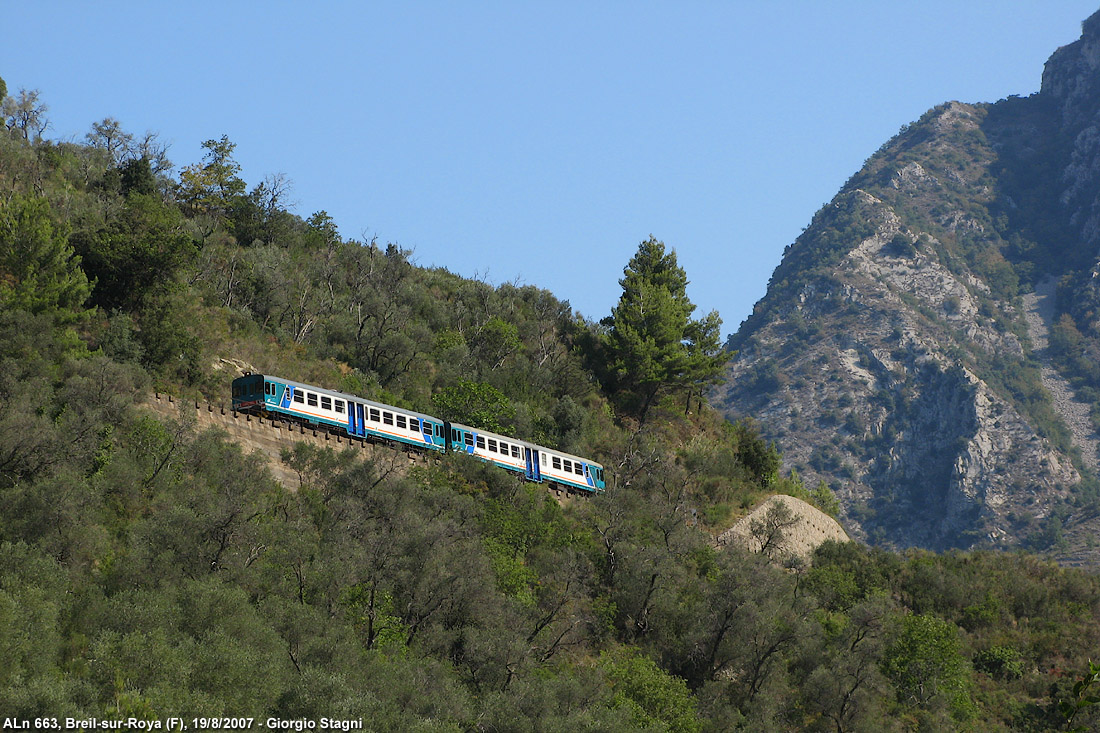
[409,417,419,432]
[511,445,520,458]
[436,424,444,438]
[293,390,304,404]
[451,428,458,442]
[488,439,497,452]
[552,456,561,470]
[396,415,407,429]
[575,463,583,475]
[476,436,485,449]
[369,408,380,422]
[563,459,572,473]
[321,396,332,410]
[499,441,508,453]
[335,400,345,414]
[383,412,394,425]
[541,453,547,466]
[464,433,474,446]
[307,392,318,407]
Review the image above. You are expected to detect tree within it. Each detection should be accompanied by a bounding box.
[2,87,48,141]
[119,157,158,197]
[801,598,895,733]
[432,380,515,433]
[85,117,133,165]
[0,194,90,320]
[178,135,246,215]
[748,500,799,559]
[602,237,727,421]
[70,192,196,311]
[600,648,702,733]
[882,613,972,719]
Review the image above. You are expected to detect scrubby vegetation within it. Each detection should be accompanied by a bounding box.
[2,77,1100,730]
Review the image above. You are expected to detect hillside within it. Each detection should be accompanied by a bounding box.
[716,10,1100,559]
[3,54,1100,729]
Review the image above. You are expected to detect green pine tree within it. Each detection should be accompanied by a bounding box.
[602,237,727,421]
[0,194,90,321]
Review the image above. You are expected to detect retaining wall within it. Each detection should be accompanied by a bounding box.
[140,394,573,503]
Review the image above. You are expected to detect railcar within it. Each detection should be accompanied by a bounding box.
[231,372,605,493]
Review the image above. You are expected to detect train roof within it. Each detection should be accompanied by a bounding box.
[240,373,440,424]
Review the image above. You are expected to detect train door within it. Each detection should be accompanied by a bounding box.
[524,447,541,482]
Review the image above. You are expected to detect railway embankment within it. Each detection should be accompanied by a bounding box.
[140,393,576,503]
[142,392,418,489]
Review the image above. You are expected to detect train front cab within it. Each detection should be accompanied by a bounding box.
[590,464,605,492]
[231,373,266,412]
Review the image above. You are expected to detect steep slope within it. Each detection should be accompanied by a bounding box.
[715,11,1100,553]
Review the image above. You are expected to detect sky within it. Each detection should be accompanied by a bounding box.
[4,2,1099,336]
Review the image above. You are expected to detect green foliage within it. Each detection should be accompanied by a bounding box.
[178,135,246,215]
[0,194,90,321]
[882,614,973,719]
[972,645,1024,681]
[602,236,727,421]
[135,291,202,383]
[6,77,1100,731]
[71,192,196,310]
[1060,659,1100,732]
[601,648,702,733]
[809,479,841,517]
[431,379,515,432]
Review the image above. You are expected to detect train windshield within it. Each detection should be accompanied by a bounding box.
[232,374,264,408]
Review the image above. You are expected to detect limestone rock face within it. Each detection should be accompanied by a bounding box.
[714,13,1100,554]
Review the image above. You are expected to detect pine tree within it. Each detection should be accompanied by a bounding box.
[0,194,90,321]
[602,237,727,421]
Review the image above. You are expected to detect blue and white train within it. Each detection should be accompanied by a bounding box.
[231,372,606,493]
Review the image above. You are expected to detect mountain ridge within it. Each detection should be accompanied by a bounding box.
[715,13,1100,558]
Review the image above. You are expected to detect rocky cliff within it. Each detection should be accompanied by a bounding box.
[714,10,1100,557]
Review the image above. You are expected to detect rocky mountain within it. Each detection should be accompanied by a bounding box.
[714,10,1100,557]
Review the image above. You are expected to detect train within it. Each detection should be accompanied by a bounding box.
[231,372,606,493]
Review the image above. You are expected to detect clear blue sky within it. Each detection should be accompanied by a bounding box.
[5,2,1098,336]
